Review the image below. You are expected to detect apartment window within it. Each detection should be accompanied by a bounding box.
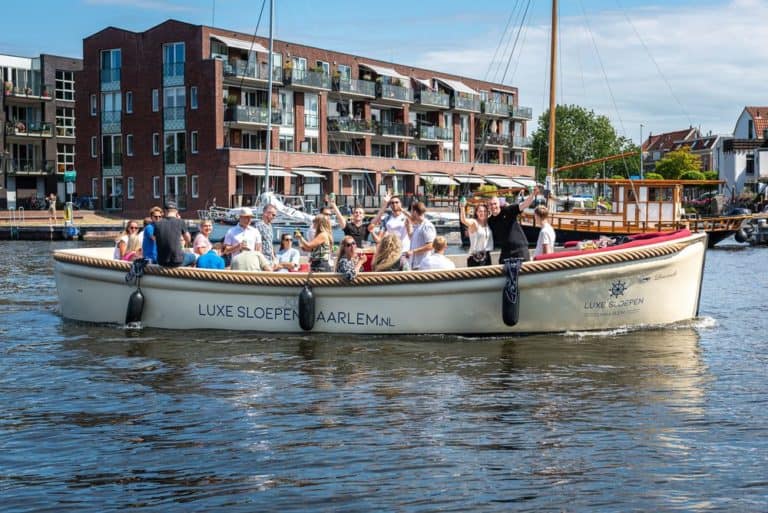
[153,176,160,198]
[190,86,198,109]
[242,132,261,150]
[90,94,97,116]
[55,70,74,101]
[163,42,185,78]
[152,132,160,155]
[279,134,294,152]
[278,89,294,125]
[164,131,186,164]
[191,131,199,153]
[126,91,133,113]
[164,175,187,206]
[56,143,75,172]
[126,134,134,156]
[101,91,122,122]
[337,64,351,81]
[372,143,394,158]
[102,135,122,168]
[90,136,97,157]
[442,148,453,161]
[100,49,121,83]
[92,178,99,198]
[460,149,469,163]
[300,137,318,153]
[127,177,135,199]
[152,89,159,112]
[191,175,199,198]
[164,86,186,126]
[55,107,75,137]
[304,93,318,129]
[315,60,329,75]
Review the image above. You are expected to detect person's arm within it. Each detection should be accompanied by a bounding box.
[459,203,477,233]
[329,200,347,230]
[406,224,435,260]
[370,193,392,227]
[519,186,540,211]
[298,232,328,251]
[258,253,273,272]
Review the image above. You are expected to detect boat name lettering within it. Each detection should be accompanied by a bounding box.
[653,270,677,280]
[316,311,395,327]
[197,303,394,326]
[584,297,644,310]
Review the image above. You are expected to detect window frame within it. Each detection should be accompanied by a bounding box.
[127,177,135,199]
[153,176,160,199]
[126,91,133,114]
[191,175,199,198]
[126,134,134,156]
[190,86,198,109]
[90,136,97,158]
[191,130,199,154]
[152,89,159,112]
[152,133,160,155]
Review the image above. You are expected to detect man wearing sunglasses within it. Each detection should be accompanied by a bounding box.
[369,192,411,250]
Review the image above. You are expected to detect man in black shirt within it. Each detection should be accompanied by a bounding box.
[154,201,193,267]
[487,186,539,263]
[329,200,371,247]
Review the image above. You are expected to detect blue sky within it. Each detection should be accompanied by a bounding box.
[0,0,757,139]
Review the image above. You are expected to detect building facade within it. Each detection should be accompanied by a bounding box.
[76,19,535,217]
[1,53,82,209]
[715,106,768,198]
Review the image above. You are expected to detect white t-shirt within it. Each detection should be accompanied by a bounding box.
[419,252,456,270]
[469,223,493,254]
[224,224,262,258]
[383,212,410,250]
[534,223,556,257]
[113,234,129,260]
[409,219,436,269]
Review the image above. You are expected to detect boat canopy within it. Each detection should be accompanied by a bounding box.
[211,35,268,53]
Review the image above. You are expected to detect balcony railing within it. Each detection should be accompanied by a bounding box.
[164,106,186,130]
[163,62,185,77]
[510,105,533,120]
[164,150,186,165]
[376,83,414,102]
[8,159,55,175]
[482,101,509,116]
[102,152,123,169]
[305,113,319,129]
[100,68,121,86]
[417,124,452,141]
[4,121,52,137]
[452,95,481,112]
[327,117,375,133]
[224,60,281,82]
[415,90,450,108]
[378,122,415,137]
[101,110,121,124]
[3,81,52,98]
[332,78,375,97]
[284,69,331,89]
[478,133,512,146]
[512,135,533,148]
[225,105,282,125]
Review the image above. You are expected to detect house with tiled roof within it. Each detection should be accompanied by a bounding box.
[641,127,699,175]
[715,106,768,197]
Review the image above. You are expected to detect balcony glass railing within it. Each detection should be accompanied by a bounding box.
[478,133,512,146]
[452,95,481,112]
[378,122,415,137]
[510,105,533,119]
[3,81,51,98]
[376,83,414,102]
[101,110,121,124]
[100,68,121,84]
[8,159,55,175]
[482,101,509,116]
[225,105,282,125]
[305,113,319,129]
[416,90,450,108]
[285,69,331,89]
[5,121,52,136]
[333,78,376,97]
[327,117,374,133]
[417,125,452,140]
[512,135,533,148]
[163,62,185,78]
[223,60,279,81]
[163,106,185,122]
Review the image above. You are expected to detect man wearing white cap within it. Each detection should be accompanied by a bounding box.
[222,207,262,261]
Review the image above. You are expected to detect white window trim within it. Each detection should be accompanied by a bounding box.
[91,178,98,198]
[90,136,97,158]
[191,175,199,198]
[126,134,134,156]
[152,133,160,155]
[90,94,97,116]
[127,177,135,199]
[153,176,160,199]
[190,86,198,109]
[191,130,199,154]
[126,91,133,114]
[152,89,159,112]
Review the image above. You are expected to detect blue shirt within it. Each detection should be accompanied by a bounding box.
[142,224,157,263]
[196,250,225,269]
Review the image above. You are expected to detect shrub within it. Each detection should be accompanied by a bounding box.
[645,172,664,180]
[703,171,719,181]
[679,171,706,181]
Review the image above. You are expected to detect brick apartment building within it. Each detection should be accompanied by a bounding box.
[76,19,536,218]
[1,53,82,209]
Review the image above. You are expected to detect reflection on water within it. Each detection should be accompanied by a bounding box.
[2,241,768,512]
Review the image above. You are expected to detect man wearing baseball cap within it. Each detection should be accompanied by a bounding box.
[154,201,194,267]
[222,206,262,261]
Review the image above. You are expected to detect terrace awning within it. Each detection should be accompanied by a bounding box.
[359,62,410,82]
[484,176,524,189]
[434,77,478,96]
[292,169,327,179]
[421,174,458,186]
[236,165,293,177]
[211,35,268,53]
[453,175,485,184]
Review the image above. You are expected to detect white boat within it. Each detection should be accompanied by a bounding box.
[53,229,706,334]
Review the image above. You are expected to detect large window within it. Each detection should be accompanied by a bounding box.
[300,137,318,153]
[55,107,75,137]
[163,86,186,123]
[279,134,294,151]
[56,143,75,172]
[55,70,74,101]
[100,49,121,83]
[163,42,185,78]
[102,135,122,168]
[191,131,199,153]
[101,92,121,123]
[242,132,262,150]
[164,131,186,164]
[304,93,318,129]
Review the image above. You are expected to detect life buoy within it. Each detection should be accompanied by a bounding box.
[298,285,315,331]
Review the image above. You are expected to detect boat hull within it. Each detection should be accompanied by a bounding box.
[54,232,707,335]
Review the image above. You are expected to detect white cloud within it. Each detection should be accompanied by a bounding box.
[408,0,768,139]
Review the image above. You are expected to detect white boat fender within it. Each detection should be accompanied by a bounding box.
[124,258,149,325]
[502,258,524,326]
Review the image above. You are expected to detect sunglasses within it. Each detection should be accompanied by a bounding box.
[344,242,356,247]
[151,215,162,219]
[128,226,139,230]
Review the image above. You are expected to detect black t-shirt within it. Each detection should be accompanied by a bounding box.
[488,203,528,251]
[154,217,188,267]
[343,221,371,247]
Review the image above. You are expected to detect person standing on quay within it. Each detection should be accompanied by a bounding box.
[487,186,539,263]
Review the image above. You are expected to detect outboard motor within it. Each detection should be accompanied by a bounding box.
[502,258,524,327]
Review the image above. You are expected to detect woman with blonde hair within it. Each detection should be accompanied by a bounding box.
[297,213,333,271]
[372,233,409,272]
[113,220,140,259]
[122,234,143,261]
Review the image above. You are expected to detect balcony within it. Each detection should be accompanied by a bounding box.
[100,68,121,91]
[510,105,533,120]
[223,60,281,83]
[511,135,533,148]
[3,81,52,100]
[478,133,512,146]
[101,110,121,134]
[377,122,415,138]
[332,78,375,98]
[283,69,331,90]
[7,159,55,176]
[482,101,509,117]
[164,106,186,130]
[327,116,375,134]
[376,83,414,103]
[415,90,450,109]
[163,62,185,86]
[102,152,123,176]
[417,124,452,141]
[225,105,282,125]
[451,94,481,112]
[4,121,52,138]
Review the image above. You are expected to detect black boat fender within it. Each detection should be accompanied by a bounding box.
[734,228,748,243]
[502,258,524,327]
[298,284,315,331]
[124,258,149,325]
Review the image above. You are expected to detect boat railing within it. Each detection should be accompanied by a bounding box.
[523,211,745,235]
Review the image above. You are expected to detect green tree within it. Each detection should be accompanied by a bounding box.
[654,147,701,179]
[679,170,706,180]
[528,104,640,181]
[703,170,719,181]
[645,172,663,180]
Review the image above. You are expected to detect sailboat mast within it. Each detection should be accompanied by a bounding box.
[546,0,558,207]
[263,0,275,193]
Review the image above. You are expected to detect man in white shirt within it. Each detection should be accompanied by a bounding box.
[419,236,455,270]
[405,201,436,269]
[533,206,556,258]
[222,207,262,261]
[369,193,411,250]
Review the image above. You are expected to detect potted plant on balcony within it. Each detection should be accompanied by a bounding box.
[283,60,293,80]
[3,81,12,96]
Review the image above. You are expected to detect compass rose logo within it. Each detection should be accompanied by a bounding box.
[609,280,628,298]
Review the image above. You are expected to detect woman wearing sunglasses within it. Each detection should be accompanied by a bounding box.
[334,236,364,281]
[113,220,140,260]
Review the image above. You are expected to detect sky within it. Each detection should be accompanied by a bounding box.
[1,0,763,142]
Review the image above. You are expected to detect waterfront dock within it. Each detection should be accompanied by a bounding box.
[0,210,125,241]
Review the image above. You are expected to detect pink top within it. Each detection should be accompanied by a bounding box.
[193,233,213,255]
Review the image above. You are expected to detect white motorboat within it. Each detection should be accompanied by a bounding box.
[53,229,706,335]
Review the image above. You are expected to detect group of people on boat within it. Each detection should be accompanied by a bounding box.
[113,185,555,277]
